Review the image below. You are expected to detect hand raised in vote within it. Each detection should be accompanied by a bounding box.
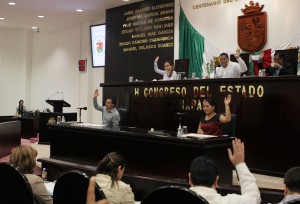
[155,56,159,62]
[224,94,232,105]
[234,49,241,59]
[94,89,99,98]
[259,51,265,59]
[86,177,109,204]
[227,138,245,166]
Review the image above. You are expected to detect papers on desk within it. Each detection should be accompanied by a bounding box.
[44,181,55,196]
[76,123,106,127]
[184,133,218,139]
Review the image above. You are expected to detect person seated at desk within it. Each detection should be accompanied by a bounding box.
[9,145,53,204]
[197,94,231,136]
[188,138,261,204]
[154,56,177,80]
[258,51,294,76]
[93,89,120,126]
[94,152,135,204]
[16,99,26,116]
[212,49,247,78]
[278,167,300,204]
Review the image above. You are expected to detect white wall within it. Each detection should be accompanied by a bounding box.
[0,28,32,115]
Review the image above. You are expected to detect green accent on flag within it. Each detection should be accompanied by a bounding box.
[179,8,204,78]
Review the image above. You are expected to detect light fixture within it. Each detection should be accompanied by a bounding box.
[0,18,5,20]
[76,9,83,12]
[123,0,130,1]
[8,2,16,5]
[38,15,45,18]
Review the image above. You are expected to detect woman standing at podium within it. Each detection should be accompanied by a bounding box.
[154,56,177,80]
[16,99,26,116]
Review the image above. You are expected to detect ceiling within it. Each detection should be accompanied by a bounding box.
[0,0,143,33]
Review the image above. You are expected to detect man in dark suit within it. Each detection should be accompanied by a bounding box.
[258,51,294,76]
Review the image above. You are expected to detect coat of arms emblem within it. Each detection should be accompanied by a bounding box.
[238,1,267,52]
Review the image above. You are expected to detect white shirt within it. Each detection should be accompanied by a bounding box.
[154,61,177,80]
[190,163,261,204]
[215,58,247,78]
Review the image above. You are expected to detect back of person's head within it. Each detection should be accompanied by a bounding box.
[9,145,38,174]
[220,53,229,59]
[190,156,218,187]
[95,152,126,187]
[284,167,300,194]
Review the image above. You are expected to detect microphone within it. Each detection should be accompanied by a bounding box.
[48,92,59,100]
[77,107,87,110]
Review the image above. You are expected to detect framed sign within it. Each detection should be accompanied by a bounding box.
[90,24,106,67]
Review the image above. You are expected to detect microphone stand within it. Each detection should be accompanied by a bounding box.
[79,108,83,123]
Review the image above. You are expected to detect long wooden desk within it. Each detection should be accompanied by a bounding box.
[101,76,300,176]
[42,123,233,185]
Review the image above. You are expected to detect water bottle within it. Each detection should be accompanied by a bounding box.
[177,126,182,137]
[61,116,65,122]
[42,168,47,181]
[258,69,262,77]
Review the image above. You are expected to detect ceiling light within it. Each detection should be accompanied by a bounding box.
[38,15,45,18]
[76,9,83,12]
[0,18,5,20]
[32,27,38,29]
[8,2,16,5]
[123,0,130,1]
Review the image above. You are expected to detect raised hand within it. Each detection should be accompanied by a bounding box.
[224,94,232,105]
[234,49,241,59]
[155,56,159,62]
[259,51,265,59]
[227,138,245,166]
[94,89,99,98]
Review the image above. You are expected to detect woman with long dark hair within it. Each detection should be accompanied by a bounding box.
[94,152,135,204]
[16,99,26,116]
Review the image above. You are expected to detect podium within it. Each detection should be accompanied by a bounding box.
[46,100,71,113]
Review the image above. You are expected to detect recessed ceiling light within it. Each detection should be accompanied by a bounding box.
[0,18,5,20]
[123,0,130,1]
[32,27,38,29]
[8,2,16,5]
[76,9,83,12]
[38,15,45,18]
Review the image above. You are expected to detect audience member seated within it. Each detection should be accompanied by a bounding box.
[258,51,294,76]
[197,94,231,136]
[9,145,53,204]
[188,138,261,204]
[94,152,135,204]
[278,167,300,204]
[86,177,109,204]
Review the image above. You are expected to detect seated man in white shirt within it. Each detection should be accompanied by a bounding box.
[189,138,261,204]
[214,49,248,78]
[278,167,300,204]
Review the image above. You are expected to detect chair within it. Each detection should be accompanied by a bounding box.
[0,162,35,204]
[221,113,237,137]
[117,108,128,126]
[141,185,209,204]
[53,170,106,204]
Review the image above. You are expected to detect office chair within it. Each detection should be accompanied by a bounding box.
[53,170,106,204]
[221,113,237,137]
[117,108,128,126]
[0,162,35,204]
[141,185,209,204]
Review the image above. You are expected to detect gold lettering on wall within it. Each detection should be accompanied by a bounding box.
[119,2,174,52]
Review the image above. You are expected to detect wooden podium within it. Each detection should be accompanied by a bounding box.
[46,100,71,113]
